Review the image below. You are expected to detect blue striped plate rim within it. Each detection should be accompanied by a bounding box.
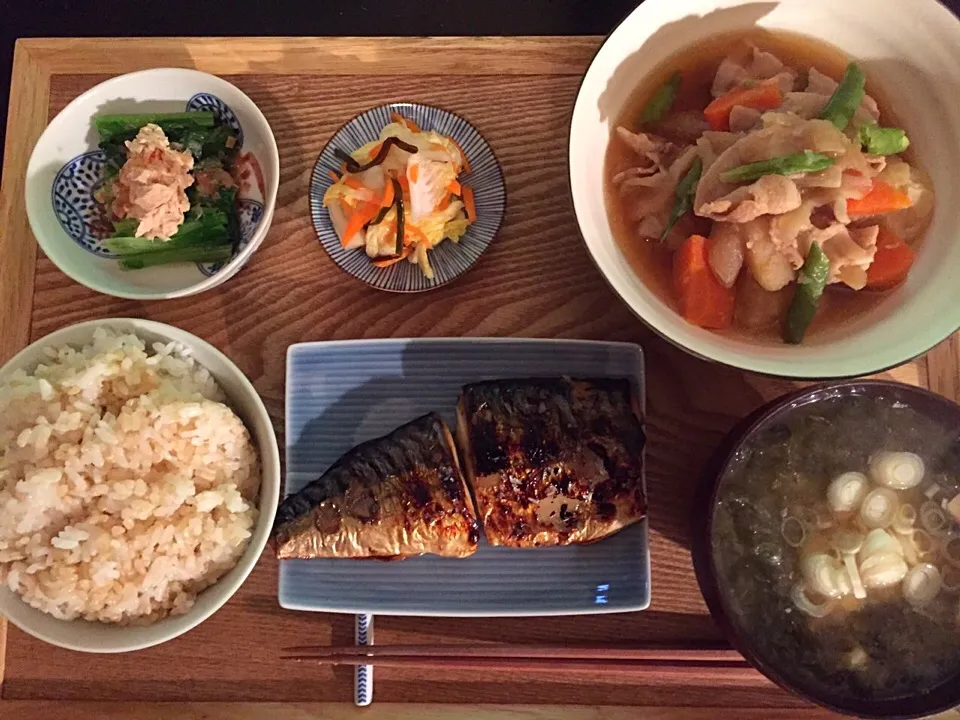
[309,102,506,293]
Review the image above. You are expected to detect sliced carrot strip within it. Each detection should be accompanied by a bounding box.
[436,194,452,212]
[447,179,462,197]
[366,142,383,163]
[847,180,912,217]
[390,111,421,133]
[378,180,395,208]
[449,137,471,173]
[341,201,380,248]
[343,175,365,190]
[703,83,783,131]
[408,164,420,183]
[462,185,477,222]
[865,227,916,289]
[327,169,340,183]
[672,235,735,329]
[372,246,413,267]
[406,224,428,248]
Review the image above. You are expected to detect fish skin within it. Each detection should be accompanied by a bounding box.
[457,378,646,548]
[273,413,479,559]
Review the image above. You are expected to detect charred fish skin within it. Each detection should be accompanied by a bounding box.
[273,413,479,560]
[457,378,646,548]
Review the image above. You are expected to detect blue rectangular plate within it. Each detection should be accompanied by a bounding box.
[280,338,649,616]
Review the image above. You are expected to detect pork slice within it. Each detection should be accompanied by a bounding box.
[742,217,796,291]
[697,174,803,224]
[729,105,763,133]
[799,223,879,289]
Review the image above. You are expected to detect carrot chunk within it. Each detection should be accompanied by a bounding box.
[846,180,912,217]
[703,83,783,131]
[673,235,735,329]
[865,227,916,289]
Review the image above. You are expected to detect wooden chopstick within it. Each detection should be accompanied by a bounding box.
[283,644,743,664]
[284,655,758,682]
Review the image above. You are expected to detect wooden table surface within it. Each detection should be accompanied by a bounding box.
[0,37,957,719]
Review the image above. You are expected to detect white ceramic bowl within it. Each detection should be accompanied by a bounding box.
[570,0,960,378]
[0,319,281,652]
[26,69,279,300]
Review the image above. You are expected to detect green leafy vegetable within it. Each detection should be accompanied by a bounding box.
[720,151,835,184]
[94,111,242,270]
[96,111,237,171]
[105,213,230,255]
[94,112,216,143]
[818,63,866,130]
[660,157,703,241]
[783,242,830,344]
[858,124,910,155]
[640,72,681,125]
[118,244,232,270]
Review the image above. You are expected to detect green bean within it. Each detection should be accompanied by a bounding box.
[720,151,835,184]
[660,157,702,241]
[640,72,681,125]
[783,242,830,344]
[818,63,866,130]
[859,123,910,155]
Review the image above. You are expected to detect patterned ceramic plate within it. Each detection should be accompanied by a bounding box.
[280,338,649,616]
[26,68,279,300]
[309,103,506,293]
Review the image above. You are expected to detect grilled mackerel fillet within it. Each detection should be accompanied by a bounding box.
[456,378,646,548]
[273,413,479,559]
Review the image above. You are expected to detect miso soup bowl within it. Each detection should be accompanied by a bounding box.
[569,0,960,378]
[692,380,960,718]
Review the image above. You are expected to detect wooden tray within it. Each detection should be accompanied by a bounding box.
[0,36,956,717]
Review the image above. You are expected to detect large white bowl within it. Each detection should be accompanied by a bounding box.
[26,69,279,300]
[570,0,960,378]
[0,319,280,652]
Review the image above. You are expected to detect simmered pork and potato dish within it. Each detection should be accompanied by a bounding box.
[606,33,934,344]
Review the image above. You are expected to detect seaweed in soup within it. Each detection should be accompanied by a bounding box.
[713,394,960,702]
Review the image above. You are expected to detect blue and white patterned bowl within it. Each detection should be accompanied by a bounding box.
[309,102,506,293]
[26,68,279,300]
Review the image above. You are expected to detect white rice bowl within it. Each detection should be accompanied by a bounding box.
[0,319,279,652]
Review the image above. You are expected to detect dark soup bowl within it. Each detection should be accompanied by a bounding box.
[693,380,960,718]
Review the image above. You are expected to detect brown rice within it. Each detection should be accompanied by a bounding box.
[0,328,259,624]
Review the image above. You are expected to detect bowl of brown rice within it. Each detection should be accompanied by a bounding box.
[0,318,280,652]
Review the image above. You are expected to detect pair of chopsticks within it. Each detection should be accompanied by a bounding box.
[285,643,757,682]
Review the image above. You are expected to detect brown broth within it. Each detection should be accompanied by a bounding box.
[604,30,919,345]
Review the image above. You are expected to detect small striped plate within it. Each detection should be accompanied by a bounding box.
[309,103,505,292]
[280,338,650,617]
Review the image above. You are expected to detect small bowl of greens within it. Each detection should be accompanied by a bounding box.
[26,68,279,300]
